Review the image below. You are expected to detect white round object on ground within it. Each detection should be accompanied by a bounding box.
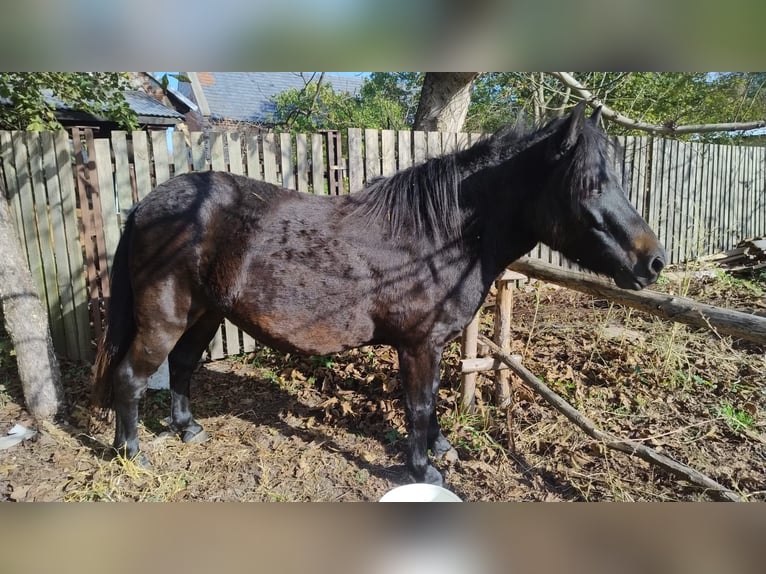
[379,483,461,502]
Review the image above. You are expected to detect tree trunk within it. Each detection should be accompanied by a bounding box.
[0,188,63,421]
[413,72,479,132]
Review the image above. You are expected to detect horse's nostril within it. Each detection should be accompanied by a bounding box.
[650,255,665,274]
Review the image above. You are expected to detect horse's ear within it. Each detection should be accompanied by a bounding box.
[548,101,586,161]
[589,105,603,126]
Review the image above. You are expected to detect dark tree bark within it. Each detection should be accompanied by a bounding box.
[0,186,63,421]
[413,72,479,132]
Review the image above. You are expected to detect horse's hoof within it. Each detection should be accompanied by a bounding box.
[431,436,459,463]
[440,447,459,464]
[409,464,444,487]
[133,452,152,469]
[181,428,209,444]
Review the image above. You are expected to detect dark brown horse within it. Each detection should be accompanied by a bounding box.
[93,103,665,486]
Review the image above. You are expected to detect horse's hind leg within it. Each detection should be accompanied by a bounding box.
[112,324,186,463]
[167,312,223,443]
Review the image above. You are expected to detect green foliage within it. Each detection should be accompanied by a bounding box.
[272,73,413,131]
[464,73,766,140]
[0,72,137,131]
[718,402,755,432]
[361,73,423,125]
[275,72,765,140]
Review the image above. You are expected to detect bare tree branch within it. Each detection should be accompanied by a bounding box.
[551,72,766,135]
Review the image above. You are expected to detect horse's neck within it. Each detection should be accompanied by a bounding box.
[459,155,541,280]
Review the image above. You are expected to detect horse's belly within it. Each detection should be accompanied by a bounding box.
[235,307,375,356]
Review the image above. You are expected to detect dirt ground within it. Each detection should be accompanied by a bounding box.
[1,266,765,501]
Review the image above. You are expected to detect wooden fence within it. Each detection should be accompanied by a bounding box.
[1,128,765,362]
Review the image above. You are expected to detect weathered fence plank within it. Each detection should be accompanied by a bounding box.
[151,131,170,185]
[427,131,441,159]
[348,128,364,192]
[310,133,324,194]
[41,132,79,359]
[190,131,207,172]
[413,131,426,165]
[280,133,295,190]
[28,132,65,352]
[111,131,133,219]
[397,130,412,170]
[381,130,396,177]
[0,132,24,240]
[246,135,262,180]
[364,128,380,181]
[262,133,278,185]
[296,133,309,193]
[226,132,244,175]
[132,131,152,200]
[12,132,45,303]
[54,131,91,360]
[172,131,189,176]
[93,138,119,279]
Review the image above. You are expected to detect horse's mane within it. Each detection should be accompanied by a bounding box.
[564,118,618,202]
[348,119,535,241]
[348,154,462,241]
[347,110,614,240]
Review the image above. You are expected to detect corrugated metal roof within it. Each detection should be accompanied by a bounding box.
[123,90,184,118]
[186,72,365,123]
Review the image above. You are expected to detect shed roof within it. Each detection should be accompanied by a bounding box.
[123,90,184,119]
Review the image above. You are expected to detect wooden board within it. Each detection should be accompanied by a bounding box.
[0,131,24,248]
[93,138,119,279]
[412,131,426,165]
[190,131,207,172]
[132,131,153,200]
[397,130,412,170]
[347,128,363,193]
[427,131,441,159]
[40,132,76,359]
[310,133,324,194]
[226,132,244,175]
[280,133,295,189]
[55,130,91,360]
[262,134,279,184]
[381,130,396,176]
[172,131,189,176]
[364,129,380,181]
[151,130,170,184]
[246,135,262,180]
[296,134,309,192]
[110,131,133,224]
[27,132,65,352]
[12,132,46,308]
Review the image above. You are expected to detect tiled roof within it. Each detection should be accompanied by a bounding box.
[183,72,365,123]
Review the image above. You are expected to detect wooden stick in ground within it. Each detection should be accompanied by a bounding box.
[508,257,766,345]
[478,335,744,502]
[460,313,480,412]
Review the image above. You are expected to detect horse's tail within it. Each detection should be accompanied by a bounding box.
[92,209,137,411]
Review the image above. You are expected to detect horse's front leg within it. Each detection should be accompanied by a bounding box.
[398,344,447,486]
